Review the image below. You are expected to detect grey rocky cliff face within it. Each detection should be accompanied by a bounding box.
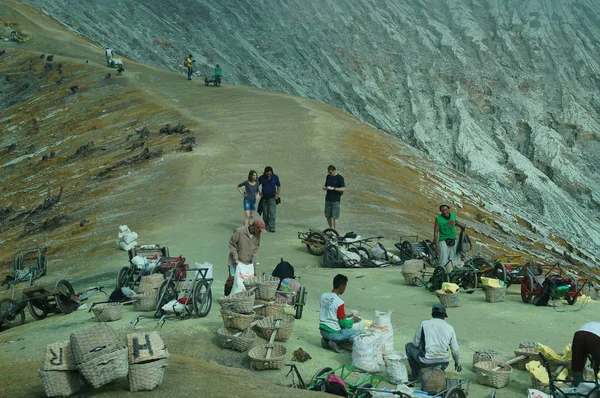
[22,0,600,264]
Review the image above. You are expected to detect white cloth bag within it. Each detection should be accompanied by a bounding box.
[231,262,255,295]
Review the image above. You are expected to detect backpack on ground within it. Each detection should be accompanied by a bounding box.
[271,258,295,289]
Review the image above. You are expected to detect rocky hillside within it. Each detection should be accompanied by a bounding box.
[18,0,600,266]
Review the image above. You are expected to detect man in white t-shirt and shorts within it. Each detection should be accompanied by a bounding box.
[319,274,360,353]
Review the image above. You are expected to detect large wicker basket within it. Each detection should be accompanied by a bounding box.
[514,346,539,370]
[128,358,167,392]
[92,302,123,322]
[217,291,256,314]
[254,299,287,318]
[43,341,77,371]
[256,315,295,342]
[244,276,279,300]
[217,327,257,352]
[437,291,460,308]
[248,344,287,370]
[484,286,507,303]
[138,274,164,293]
[70,323,123,364]
[402,272,421,286]
[220,308,255,330]
[472,349,502,371]
[530,375,550,393]
[77,347,129,388]
[38,370,83,397]
[474,360,512,388]
[134,291,158,312]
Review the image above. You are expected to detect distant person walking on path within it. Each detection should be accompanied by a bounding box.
[323,165,345,231]
[434,204,466,270]
[258,166,281,233]
[237,170,259,227]
[184,54,194,80]
[214,64,222,86]
[225,220,266,296]
[105,48,113,66]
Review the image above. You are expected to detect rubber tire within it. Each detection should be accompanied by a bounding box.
[55,280,78,314]
[323,244,340,268]
[566,284,578,305]
[155,280,177,317]
[400,241,413,260]
[322,228,340,240]
[116,266,130,289]
[27,300,49,320]
[521,274,535,303]
[308,367,333,391]
[295,286,306,319]
[492,262,507,284]
[445,387,467,398]
[306,232,326,256]
[355,247,372,259]
[430,266,447,292]
[459,269,478,293]
[0,298,25,327]
[192,280,212,317]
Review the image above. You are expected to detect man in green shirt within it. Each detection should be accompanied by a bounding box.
[433,204,466,270]
[214,64,222,87]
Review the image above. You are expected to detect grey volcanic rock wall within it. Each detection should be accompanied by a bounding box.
[23,0,600,262]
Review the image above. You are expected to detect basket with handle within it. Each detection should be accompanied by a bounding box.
[38,369,83,397]
[77,347,129,388]
[513,346,539,370]
[217,291,255,314]
[91,302,123,322]
[138,274,164,293]
[128,358,167,392]
[437,291,460,308]
[472,349,502,371]
[70,323,123,364]
[134,291,158,312]
[256,314,295,342]
[402,272,422,286]
[42,341,77,371]
[474,360,512,388]
[220,308,255,330]
[243,275,279,300]
[254,299,287,318]
[217,327,257,352]
[248,344,287,370]
[484,286,507,303]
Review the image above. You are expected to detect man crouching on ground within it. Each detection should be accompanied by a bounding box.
[319,274,361,353]
[405,304,462,381]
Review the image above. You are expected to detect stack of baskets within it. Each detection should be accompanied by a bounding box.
[514,342,539,371]
[38,341,83,397]
[70,323,129,388]
[217,290,257,352]
[134,274,164,312]
[437,290,460,308]
[473,360,512,388]
[243,275,280,301]
[91,302,123,322]
[484,286,507,303]
[126,331,169,392]
[401,259,424,286]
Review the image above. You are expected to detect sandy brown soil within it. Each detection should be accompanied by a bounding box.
[0,2,597,398]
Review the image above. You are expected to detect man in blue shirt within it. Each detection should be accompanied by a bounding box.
[258,166,281,232]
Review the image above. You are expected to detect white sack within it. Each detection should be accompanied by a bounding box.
[385,351,408,385]
[161,299,186,313]
[122,231,139,244]
[231,262,254,295]
[352,333,380,373]
[131,255,147,268]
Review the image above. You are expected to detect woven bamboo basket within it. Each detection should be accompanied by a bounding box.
[138,274,164,293]
[244,276,279,300]
[256,314,295,342]
[217,291,255,314]
[127,331,169,364]
[248,344,287,370]
[43,341,77,371]
[437,291,460,308]
[254,299,287,318]
[38,370,83,397]
[70,323,123,364]
[514,347,539,370]
[217,327,258,352]
[484,286,507,303]
[474,360,512,388]
[134,292,158,312]
[128,358,167,392]
[402,272,421,286]
[77,347,129,388]
[530,375,550,393]
[220,308,255,330]
[92,302,124,322]
[472,349,502,371]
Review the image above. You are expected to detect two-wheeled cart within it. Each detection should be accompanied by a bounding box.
[116,244,170,289]
[514,262,587,305]
[298,228,341,256]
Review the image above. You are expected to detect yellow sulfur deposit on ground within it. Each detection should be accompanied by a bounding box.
[527,360,568,383]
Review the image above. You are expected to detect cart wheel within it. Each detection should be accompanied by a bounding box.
[353,382,373,398]
[155,280,177,317]
[161,246,170,258]
[322,228,340,241]
[192,280,212,317]
[566,285,578,305]
[294,286,306,319]
[308,367,332,391]
[306,232,326,256]
[400,241,413,260]
[348,247,371,260]
[27,300,49,320]
[116,266,130,289]
[460,270,478,293]
[323,243,340,268]
[492,261,507,284]
[445,386,467,398]
[55,280,78,314]
[0,298,25,327]
[430,266,447,292]
[521,273,535,303]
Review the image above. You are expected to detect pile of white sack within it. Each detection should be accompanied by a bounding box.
[352,311,408,385]
[117,225,138,251]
